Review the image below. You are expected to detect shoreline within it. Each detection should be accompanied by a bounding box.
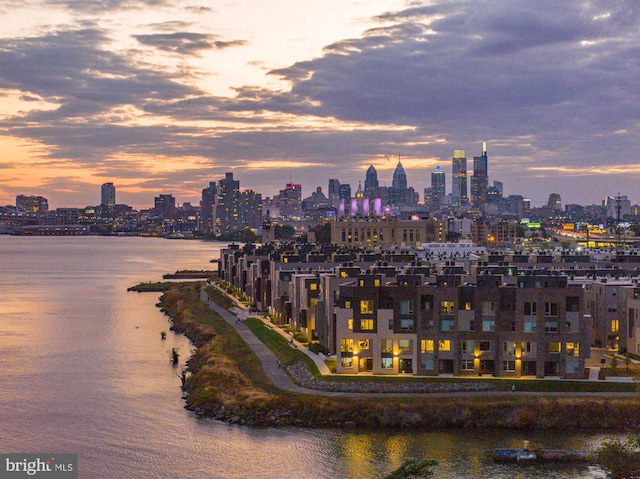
[156,281,640,430]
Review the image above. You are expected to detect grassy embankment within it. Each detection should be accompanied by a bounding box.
[153,281,640,429]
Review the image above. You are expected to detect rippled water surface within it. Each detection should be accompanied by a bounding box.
[0,236,619,478]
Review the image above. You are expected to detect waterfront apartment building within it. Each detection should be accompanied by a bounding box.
[335,272,589,378]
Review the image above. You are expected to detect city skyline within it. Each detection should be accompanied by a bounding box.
[1,1,640,209]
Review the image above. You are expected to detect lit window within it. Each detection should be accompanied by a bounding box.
[309,283,317,291]
[341,357,353,368]
[440,301,454,314]
[374,279,381,287]
[438,339,451,352]
[565,342,579,356]
[360,319,374,330]
[611,319,619,333]
[358,339,370,350]
[381,357,393,369]
[548,342,561,353]
[348,319,353,330]
[360,300,374,314]
[381,339,393,353]
[398,339,411,351]
[340,338,353,353]
[421,339,434,353]
[464,302,472,311]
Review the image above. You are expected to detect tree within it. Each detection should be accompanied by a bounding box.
[598,437,640,479]
[275,224,295,240]
[383,459,437,479]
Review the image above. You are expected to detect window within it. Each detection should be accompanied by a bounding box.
[464,302,472,311]
[360,319,374,330]
[421,339,434,353]
[374,278,381,287]
[469,320,475,331]
[389,318,394,330]
[421,357,434,370]
[612,319,619,333]
[524,302,537,316]
[545,320,559,333]
[441,319,455,331]
[521,341,532,353]
[511,321,516,332]
[482,320,495,332]
[345,301,351,309]
[479,341,491,351]
[548,342,561,353]
[545,302,558,317]
[566,296,579,312]
[565,342,579,356]
[401,300,415,315]
[524,320,537,333]
[400,318,414,330]
[482,301,496,315]
[381,357,393,369]
[348,319,353,330]
[421,295,433,310]
[461,359,474,370]
[438,339,451,352]
[358,339,370,350]
[503,342,516,355]
[341,357,353,368]
[360,300,374,314]
[461,340,474,354]
[309,283,317,291]
[381,339,393,353]
[398,339,411,352]
[440,301,455,314]
[502,360,516,372]
[340,338,353,353]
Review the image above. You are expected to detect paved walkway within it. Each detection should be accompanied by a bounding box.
[201,285,640,397]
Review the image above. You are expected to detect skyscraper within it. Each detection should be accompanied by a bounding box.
[101,182,116,207]
[200,182,217,234]
[430,165,445,210]
[392,160,407,191]
[452,150,467,207]
[216,172,241,236]
[471,142,488,208]
[364,165,379,191]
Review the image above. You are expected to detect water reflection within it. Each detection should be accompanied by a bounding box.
[0,237,621,478]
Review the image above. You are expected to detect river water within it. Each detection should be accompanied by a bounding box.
[0,236,620,478]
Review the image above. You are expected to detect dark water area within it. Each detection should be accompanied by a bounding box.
[0,236,620,478]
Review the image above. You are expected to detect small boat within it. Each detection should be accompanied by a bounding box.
[493,441,591,465]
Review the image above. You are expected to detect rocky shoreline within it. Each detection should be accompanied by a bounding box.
[159,282,640,430]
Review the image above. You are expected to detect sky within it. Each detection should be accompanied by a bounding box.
[1,0,639,209]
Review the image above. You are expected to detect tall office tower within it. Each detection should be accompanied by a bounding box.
[101,182,116,207]
[275,183,302,218]
[240,189,262,228]
[328,179,341,207]
[216,172,241,236]
[392,160,407,191]
[16,195,49,214]
[452,150,468,207]
[200,182,217,234]
[154,194,176,219]
[471,142,488,208]
[430,165,446,211]
[364,165,379,191]
[339,183,351,201]
[548,193,562,212]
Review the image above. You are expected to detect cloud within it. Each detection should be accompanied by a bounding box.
[2,0,640,207]
[133,32,246,55]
